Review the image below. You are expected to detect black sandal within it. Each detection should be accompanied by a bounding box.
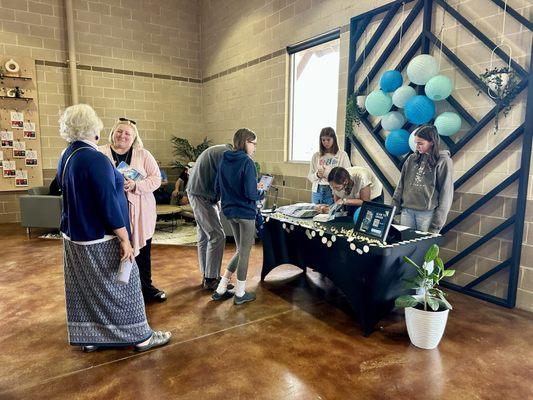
[153,290,166,302]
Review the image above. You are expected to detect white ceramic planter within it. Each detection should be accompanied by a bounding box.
[405,306,449,350]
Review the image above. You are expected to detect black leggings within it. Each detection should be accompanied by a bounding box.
[135,238,160,298]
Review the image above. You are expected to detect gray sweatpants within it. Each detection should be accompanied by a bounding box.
[189,194,226,279]
[226,218,255,281]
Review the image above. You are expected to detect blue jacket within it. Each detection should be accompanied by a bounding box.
[57,141,130,241]
[215,150,263,220]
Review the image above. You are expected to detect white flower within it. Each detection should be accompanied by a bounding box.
[423,260,434,274]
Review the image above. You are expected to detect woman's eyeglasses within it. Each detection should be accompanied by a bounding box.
[247,140,257,146]
[119,117,136,125]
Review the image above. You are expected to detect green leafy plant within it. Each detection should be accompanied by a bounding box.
[254,161,261,178]
[171,136,212,170]
[345,92,365,136]
[477,66,520,134]
[395,244,456,312]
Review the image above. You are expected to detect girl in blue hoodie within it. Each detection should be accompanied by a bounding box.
[212,128,264,304]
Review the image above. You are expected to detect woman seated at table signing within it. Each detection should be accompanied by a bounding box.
[99,117,166,303]
[320,166,383,215]
[57,104,170,353]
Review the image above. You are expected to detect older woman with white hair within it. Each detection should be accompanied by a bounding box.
[57,104,171,353]
[99,117,165,302]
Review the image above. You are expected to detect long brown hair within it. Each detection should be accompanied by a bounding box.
[319,127,340,156]
[233,128,256,151]
[328,166,353,196]
[414,125,441,168]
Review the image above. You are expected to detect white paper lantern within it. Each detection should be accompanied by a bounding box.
[392,86,416,108]
[407,54,439,85]
[381,111,406,131]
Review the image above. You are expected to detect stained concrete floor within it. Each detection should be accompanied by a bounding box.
[0,223,532,399]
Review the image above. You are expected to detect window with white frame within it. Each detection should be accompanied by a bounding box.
[288,31,340,162]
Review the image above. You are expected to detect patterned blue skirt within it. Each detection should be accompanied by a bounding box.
[62,238,152,347]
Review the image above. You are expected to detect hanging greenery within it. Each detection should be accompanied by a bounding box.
[345,92,365,136]
[477,66,520,134]
[170,136,212,170]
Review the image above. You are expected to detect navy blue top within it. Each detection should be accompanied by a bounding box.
[57,141,130,241]
[215,150,263,220]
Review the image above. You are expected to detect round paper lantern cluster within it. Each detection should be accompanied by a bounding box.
[425,75,453,101]
[363,54,462,157]
[385,129,411,156]
[381,111,405,131]
[404,95,436,125]
[365,90,392,116]
[434,112,462,136]
[407,54,439,85]
[380,70,403,92]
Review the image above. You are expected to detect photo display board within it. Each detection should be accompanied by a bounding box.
[0,56,43,191]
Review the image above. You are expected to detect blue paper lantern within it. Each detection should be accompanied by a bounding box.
[409,131,417,152]
[385,129,411,156]
[407,54,439,85]
[365,90,393,116]
[404,95,436,124]
[381,111,405,131]
[434,112,461,136]
[425,75,453,101]
[353,207,361,224]
[392,85,416,108]
[380,70,403,92]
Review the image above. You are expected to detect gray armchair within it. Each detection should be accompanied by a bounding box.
[19,186,61,238]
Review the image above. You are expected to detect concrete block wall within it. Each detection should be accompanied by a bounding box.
[199,0,533,311]
[0,0,202,223]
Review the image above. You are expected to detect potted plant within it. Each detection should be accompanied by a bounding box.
[477,66,520,134]
[395,244,455,349]
[171,136,212,170]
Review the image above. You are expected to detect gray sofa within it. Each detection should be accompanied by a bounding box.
[19,186,61,238]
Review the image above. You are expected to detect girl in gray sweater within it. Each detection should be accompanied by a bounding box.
[392,125,454,233]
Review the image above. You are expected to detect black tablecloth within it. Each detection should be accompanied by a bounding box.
[261,215,441,335]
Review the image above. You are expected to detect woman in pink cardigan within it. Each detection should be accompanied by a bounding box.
[99,117,166,302]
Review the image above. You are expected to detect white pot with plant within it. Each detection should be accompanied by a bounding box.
[395,244,455,349]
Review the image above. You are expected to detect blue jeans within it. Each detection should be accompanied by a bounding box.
[400,208,434,232]
[312,185,334,205]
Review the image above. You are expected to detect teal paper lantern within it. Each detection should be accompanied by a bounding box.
[404,95,435,124]
[434,112,461,136]
[407,54,439,85]
[380,70,403,92]
[381,111,405,131]
[365,90,393,116]
[392,85,416,108]
[353,207,361,224]
[385,129,411,156]
[408,131,417,152]
[425,75,453,101]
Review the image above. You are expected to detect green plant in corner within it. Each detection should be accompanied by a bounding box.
[395,244,455,312]
[344,92,365,137]
[477,66,520,134]
[171,136,213,170]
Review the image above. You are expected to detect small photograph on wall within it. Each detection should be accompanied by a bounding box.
[23,122,36,139]
[15,170,28,187]
[25,150,38,166]
[1,131,14,148]
[3,160,16,178]
[13,141,26,158]
[10,111,24,128]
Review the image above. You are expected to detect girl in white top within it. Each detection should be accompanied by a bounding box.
[307,127,351,205]
[327,166,384,212]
